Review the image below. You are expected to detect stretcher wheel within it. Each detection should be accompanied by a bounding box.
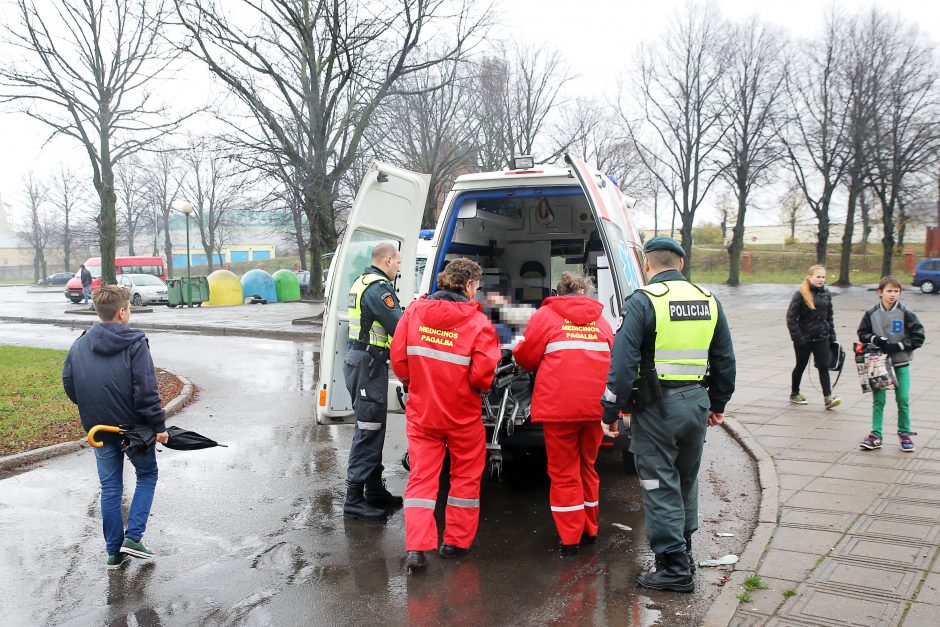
[489,459,502,480]
[401,452,411,472]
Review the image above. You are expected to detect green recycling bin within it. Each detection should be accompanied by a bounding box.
[166,276,210,307]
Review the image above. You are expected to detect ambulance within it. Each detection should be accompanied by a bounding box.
[316,155,647,474]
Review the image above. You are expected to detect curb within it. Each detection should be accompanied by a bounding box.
[701,415,779,627]
[0,314,320,341]
[0,370,195,473]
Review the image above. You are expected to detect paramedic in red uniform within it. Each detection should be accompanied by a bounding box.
[513,272,615,555]
[390,258,501,573]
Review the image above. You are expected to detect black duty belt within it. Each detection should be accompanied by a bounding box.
[661,383,703,397]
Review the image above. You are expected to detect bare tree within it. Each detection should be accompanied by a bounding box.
[470,43,574,170]
[561,100,646,193]
[623,1,731,277]
[115,156,148,255]
[17,172,53,282]
[780,188,809,242]
[1,0,187,284]
[182,138,244,272]
[863,10,940,276]
[49,166,90,272]
[715,191,734,241]
[174,0,490,297]
[373,62,479,227]
[141,147,182,274]
[719,17,786,286]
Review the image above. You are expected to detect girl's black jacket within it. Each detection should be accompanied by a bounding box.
[786,285,835,345]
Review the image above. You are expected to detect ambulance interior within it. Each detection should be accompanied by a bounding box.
[429,187,624,336]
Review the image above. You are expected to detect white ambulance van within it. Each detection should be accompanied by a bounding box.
[316,155,646,472]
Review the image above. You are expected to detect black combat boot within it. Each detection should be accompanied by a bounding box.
[364,476,403,508]
[636,551,694,592]
[343,483,388,520]
[685,533,696,573]
[405,551,427,573]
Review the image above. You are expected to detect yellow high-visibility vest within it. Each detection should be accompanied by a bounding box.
[637,280,718,381]
[348,273,392,348]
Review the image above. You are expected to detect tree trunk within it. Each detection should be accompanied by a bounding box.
[860,191,871,255]
[837,182,859,286]
[63,211,71,272]
[293,208,307,270]
[881,198,895,277]
[653,194,659,236]
[127,210,136,255]
[304,184,325,300]
[679,216,694,280]
[163,209,173,278]
[726,195,747,286]
[815,219,829,266]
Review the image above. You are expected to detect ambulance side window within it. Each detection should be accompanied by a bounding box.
[336,230,401,304]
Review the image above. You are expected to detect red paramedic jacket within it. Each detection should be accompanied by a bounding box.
[513,295,614,423]
[391,293,501,430]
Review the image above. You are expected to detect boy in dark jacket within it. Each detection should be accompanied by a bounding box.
[857,277,926,452]
[63,285,168,569]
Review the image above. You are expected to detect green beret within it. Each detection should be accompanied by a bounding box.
[643,236,685,258]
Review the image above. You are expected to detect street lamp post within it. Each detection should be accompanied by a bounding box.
[180,202,194,308]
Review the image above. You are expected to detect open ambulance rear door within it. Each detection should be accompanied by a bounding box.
[565,154,646,320]
[316,162,429,424]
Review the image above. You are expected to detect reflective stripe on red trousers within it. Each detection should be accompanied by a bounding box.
[404,421,485,551]
[543,421,603,545]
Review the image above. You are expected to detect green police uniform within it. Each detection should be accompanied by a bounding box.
[343,264,403,518]
[602,237,735,592]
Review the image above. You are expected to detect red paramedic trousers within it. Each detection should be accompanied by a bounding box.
[404,421,485,551]
[543,421,603,545]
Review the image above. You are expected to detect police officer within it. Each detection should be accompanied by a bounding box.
[601,237,735,593]
[344,242,405,520]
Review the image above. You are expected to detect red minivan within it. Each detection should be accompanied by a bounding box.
[65,256,167,303]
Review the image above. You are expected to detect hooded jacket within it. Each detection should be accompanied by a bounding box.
[513,295,614,422]
[62,323,166,433]
[786,284,835,345]
[390,291,500,430]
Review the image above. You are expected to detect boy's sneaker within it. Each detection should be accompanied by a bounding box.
[824,395,841,410]
[789,394,808,405]
[899,434,915,452]
[860,433,882,450]
[106,553,128,570]
[119,538,154,560]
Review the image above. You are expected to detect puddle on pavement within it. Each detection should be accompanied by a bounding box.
[293,346,319,391]
[632,595,664,626]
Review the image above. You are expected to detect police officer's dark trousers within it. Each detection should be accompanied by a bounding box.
[630,386,709,556]
[344,349,389,486]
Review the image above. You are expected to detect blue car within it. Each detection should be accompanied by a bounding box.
[912,258,940,293]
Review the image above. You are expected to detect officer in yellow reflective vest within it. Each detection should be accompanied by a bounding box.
[343,242,404,520]
[601,237,736,593]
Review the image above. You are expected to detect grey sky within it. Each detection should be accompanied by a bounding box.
[1,0,936,226]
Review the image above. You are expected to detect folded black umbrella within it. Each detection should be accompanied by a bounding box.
[163,426,227,450]
[88,424,225,460]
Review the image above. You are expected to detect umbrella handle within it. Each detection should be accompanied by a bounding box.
[87,425,122,448]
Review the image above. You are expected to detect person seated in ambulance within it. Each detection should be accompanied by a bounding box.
[512,272,615,556]
[390,258,502,573]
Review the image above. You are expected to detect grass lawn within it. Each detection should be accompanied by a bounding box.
[0,345,82,457]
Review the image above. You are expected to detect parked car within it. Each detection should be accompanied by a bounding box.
[116,273,169,306]
[294,270,310,295]
[64,256,166,303]
[913,258,940,294]
[41,272,74,286]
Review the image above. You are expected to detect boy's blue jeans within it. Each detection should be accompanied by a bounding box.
[82,286,92,303]
[93,441,158,555]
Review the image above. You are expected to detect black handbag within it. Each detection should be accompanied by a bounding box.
[828,341,846,386]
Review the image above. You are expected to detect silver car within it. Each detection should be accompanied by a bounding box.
[117,274,169,306]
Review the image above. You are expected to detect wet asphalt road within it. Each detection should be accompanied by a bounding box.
[0,321,757,626]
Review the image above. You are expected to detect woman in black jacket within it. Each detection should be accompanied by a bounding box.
[786,265,841,409]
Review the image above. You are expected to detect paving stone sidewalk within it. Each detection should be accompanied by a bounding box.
[712,284,940,626]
